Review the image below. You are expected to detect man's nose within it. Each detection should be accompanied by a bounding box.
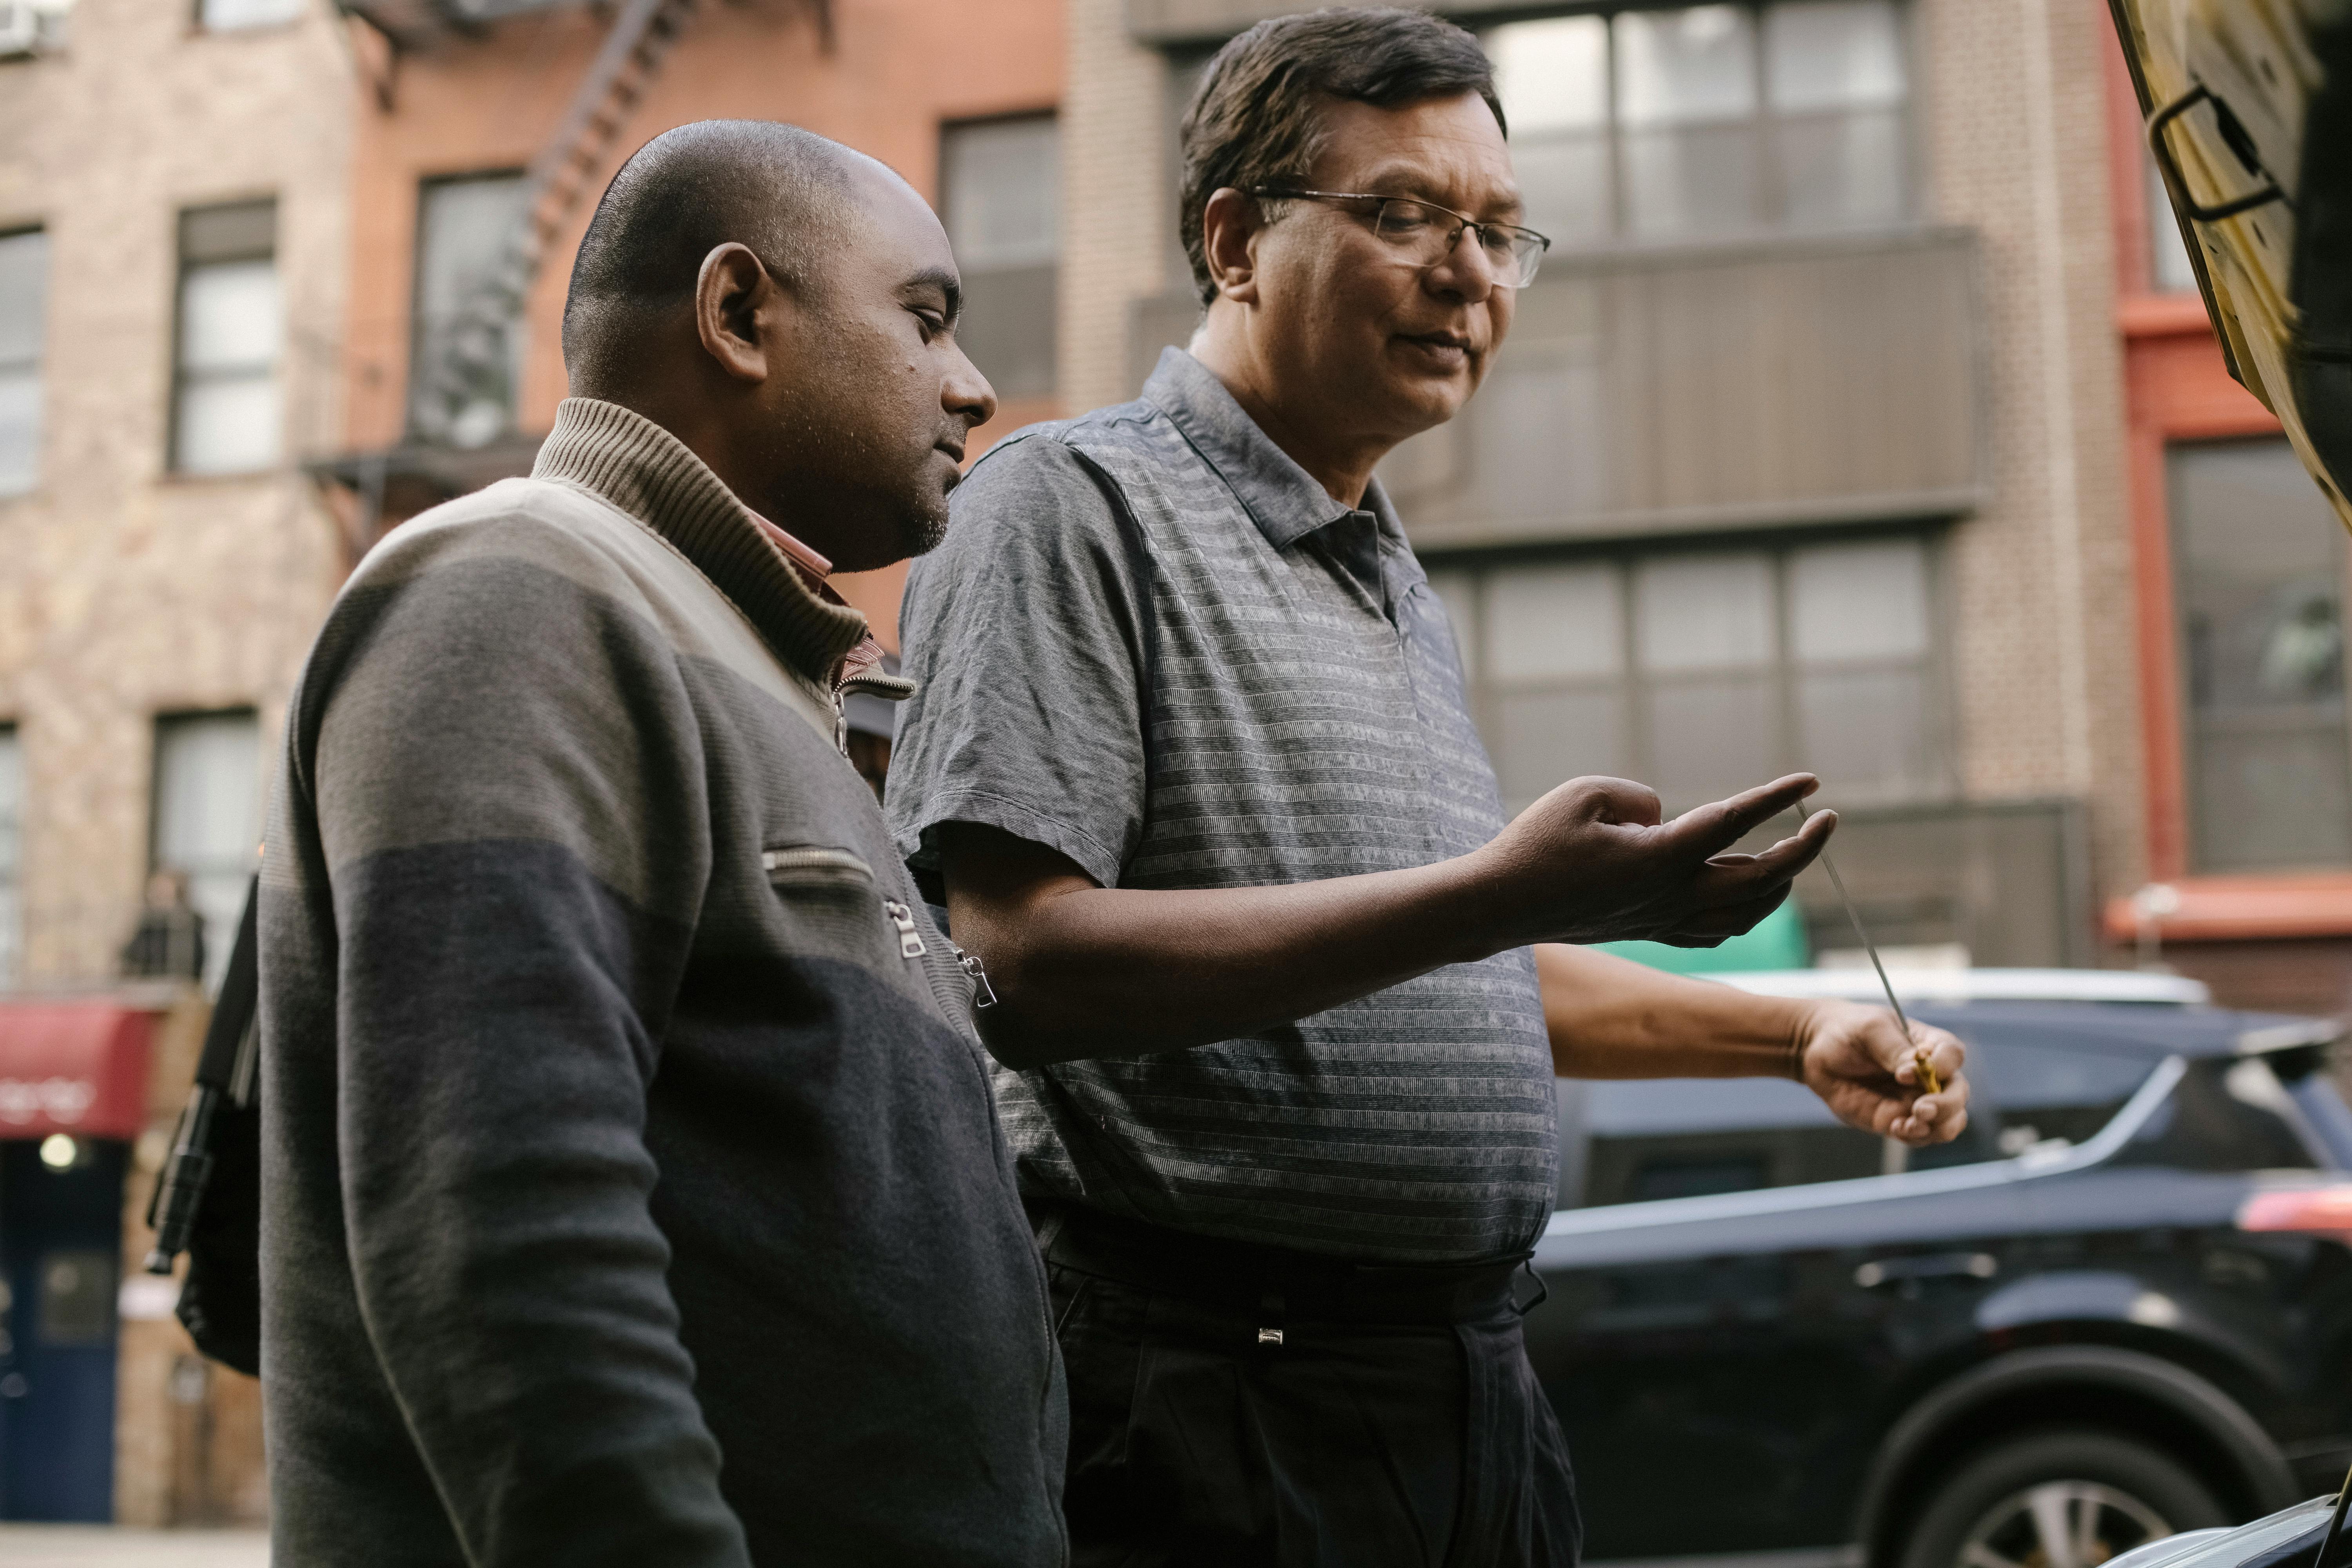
[947,346,997,431]
[1425,226,1499,304]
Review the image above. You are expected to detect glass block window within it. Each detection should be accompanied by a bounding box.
[197,0,302,29]
[1488,1,1910,249]
[410,171,530,448]
[152,711,260,991]
[1429,533,1946,816]
[0,724,20,989]
[2172,439,2351,871]
[0,229,47,497]
[172,200,281,475]
[942,114,1060,400]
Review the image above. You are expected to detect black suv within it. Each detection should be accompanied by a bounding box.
[1527,971,2352,1568]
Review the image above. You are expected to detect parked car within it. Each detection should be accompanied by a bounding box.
[1528,969,2352,1568]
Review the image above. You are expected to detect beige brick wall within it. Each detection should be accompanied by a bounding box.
[1916,0,2145,902]
[0,0,354,1527]
[0,0,354,986]
[1062,0,1174,412]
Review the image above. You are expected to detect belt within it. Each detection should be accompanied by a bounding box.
[1028,1198,1544,1329]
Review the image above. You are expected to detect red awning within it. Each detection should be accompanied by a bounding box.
[0,1001,158,1140]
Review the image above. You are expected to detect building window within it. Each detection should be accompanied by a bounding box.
[409,171,530,448]
[172,200,281,475]
[2146,155,2199,293]
[0,228,47,497]
[1429,534,1946,816]
[1488,1,1910,249]
[151,711,260,991]
[196,0,302,29]
[0,724,20,989]
[941,114,1060,401]
[2172,439,2350,871]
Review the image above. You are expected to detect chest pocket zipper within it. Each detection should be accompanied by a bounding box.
[882,899,928,958]
[762,846,875,883]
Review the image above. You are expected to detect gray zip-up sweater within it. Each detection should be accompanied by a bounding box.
[257,397,1066,1568]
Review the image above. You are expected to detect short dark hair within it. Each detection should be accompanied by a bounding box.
[561,120,859,376]
[1178,7,1505,307]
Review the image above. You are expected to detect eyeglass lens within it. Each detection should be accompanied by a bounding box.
[1371,199,1546,286]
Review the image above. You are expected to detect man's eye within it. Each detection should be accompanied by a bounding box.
[912,308,947,338]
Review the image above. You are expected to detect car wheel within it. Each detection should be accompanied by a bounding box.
[1898,1428,2230,1568]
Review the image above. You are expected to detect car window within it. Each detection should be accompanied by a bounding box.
[1560,1024,2168,1209]
[1569,1077,1881,1208]
[2112,1056,2321,1172]
[1953,1036,2156,1160]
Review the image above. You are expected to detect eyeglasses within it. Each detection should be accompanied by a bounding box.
[1249,188,1553,289]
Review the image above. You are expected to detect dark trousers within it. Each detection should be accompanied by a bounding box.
[1039,1208,1583,1568]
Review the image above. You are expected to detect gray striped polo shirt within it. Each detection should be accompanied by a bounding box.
[889,347,1557,1263]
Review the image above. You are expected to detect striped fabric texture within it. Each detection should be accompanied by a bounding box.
[890,349,1558,1264]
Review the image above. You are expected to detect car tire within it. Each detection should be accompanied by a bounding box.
[1897,1428,2230,1568]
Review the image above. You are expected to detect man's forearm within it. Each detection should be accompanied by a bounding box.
[1536,942,1811,1079]
[946,828,1501,1066]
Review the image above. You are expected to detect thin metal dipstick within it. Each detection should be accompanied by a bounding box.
[1794,800,1915,1051]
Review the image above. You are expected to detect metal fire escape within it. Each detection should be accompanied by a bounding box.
[321,0,831,553]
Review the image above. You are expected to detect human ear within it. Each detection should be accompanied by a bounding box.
[693,243,777,383]
[1200,188,1263,305]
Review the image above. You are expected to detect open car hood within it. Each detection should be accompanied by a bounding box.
[2108,0,2352,531]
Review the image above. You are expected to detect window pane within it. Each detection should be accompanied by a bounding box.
[1648,675,1777,805]
[2148,156,2200,293]
[1797,666,1932,799]
[956,265,1057,404]
[1775,107,1907,230]
[1636,553,1774,671]
[0,368,39,497]
[411,172,530,447]
[1490,563,1622,680]
[944,117,1060,401]
[1495,688,1627,810]
[1765,1,1905,111]
[0,229,47,365]
[1509,136,1614,249]
[1617,7,1758,125]
[2172,439,2352,870]
[1789,538,1928,660]
[180,260,281,373]
[153,713,261,991]
[0,727,19,988]
[200,0,302,28]
[944,117,1060,270]
[1492,16,1608,134]
[1,230,48,497]
[175,374,282,475]
[1623,122,1762,238]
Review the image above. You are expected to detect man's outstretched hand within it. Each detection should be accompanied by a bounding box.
[1794,1000,1971,1146]
[1476,773,1835,949]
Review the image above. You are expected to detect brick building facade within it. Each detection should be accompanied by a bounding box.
[0,0,355,1525]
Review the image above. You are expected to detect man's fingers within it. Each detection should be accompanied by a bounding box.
[1659,774,1820,862]
[1688,815,1832,908]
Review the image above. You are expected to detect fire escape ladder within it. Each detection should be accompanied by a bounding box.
[417,0,700,447]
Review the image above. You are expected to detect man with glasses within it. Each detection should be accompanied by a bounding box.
[888,10,1969,1564]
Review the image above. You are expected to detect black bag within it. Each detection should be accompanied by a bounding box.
[144,876,263,1377]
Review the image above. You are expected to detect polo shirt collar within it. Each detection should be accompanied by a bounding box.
[1144,347,1390,550]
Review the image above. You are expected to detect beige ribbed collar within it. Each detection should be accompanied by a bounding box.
[532,397,877,691]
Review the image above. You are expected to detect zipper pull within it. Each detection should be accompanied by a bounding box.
[952,944,998,1009]
[882,899,927,958]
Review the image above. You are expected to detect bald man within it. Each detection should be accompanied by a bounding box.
[258,122,1063,1568]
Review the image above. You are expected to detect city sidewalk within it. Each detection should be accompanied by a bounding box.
[0,1526,268,1566]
